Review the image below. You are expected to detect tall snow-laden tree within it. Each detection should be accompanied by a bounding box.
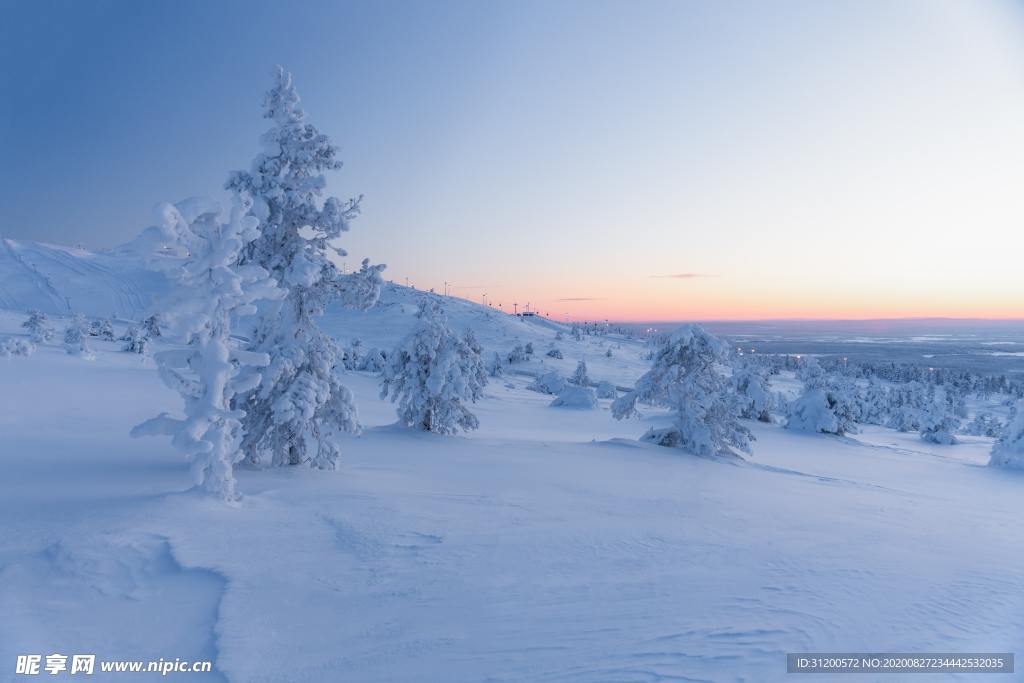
[612,324,752,457]
[989,401,1024,469]
[131,198,281,500]
[380,301,487,434]
[226,66,385,469]
[22,310,53,343]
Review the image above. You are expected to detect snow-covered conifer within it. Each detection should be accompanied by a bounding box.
[143,314,163,338]
[546,348,563,359]
[89,319,115,341]
[121,325,149,354]
[914,388,959,444]
[359,348,386,373]
[487,351,504,377]
[550,384,598,409]
[527,370,567,395]
[380,301,486,434]
[22,310,53,343]
[786,374,858,435]
[63,315,95,360]
[786,387,838,434]
[605,347,613,358]
[964,412,1002,437]
[524,342,534,356]
[226,67,385,469]
[570,359,590,386]
[731,362,772,422]
[595,380,617,399]
[989,401,1024,469]
[612,324,752,457]
[131,198,280,500]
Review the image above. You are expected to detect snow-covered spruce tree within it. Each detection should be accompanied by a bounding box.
[89,319,115,341]
[964,412,1002,438]
[226,66,385,469]
[787,373,858,435]
[989,401,1024,469]
[22,310,53,343]
[487,351,504,377]
[918,388,960,444]
[121,325,149,354]
[731,361,772,422]
[612,324,752,457]
[380,301,486,434]
[546,347,563,359]
[63,315,95,360]
[130,198,280,500]
[143,314,163,338]
[570,359,590,386]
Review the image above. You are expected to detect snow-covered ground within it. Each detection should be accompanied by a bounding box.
[1,293,1022,683]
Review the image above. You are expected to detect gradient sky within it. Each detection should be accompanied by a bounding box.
[2,0,1023,321]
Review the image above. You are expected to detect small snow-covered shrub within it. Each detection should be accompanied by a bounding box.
[89,319,115,341]
[0,337,35,357]
[527,370,567,395]
[550,384,598,409]
[989,401,1024,470]
[381,302,487,434]
[787,375,858,435]
[21,310,53,343]
[605,347,612,358]
[613,324,752,457]
[546,348,563,359]
[555,330,564,341]
[964,412,1002,437]
[524,342,534,355]
[595,380,617,399]
[63,316,95,360]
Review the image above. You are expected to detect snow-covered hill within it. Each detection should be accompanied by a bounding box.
[0,236,171,319]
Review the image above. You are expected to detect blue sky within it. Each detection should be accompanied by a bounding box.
[2,0,1023,319]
